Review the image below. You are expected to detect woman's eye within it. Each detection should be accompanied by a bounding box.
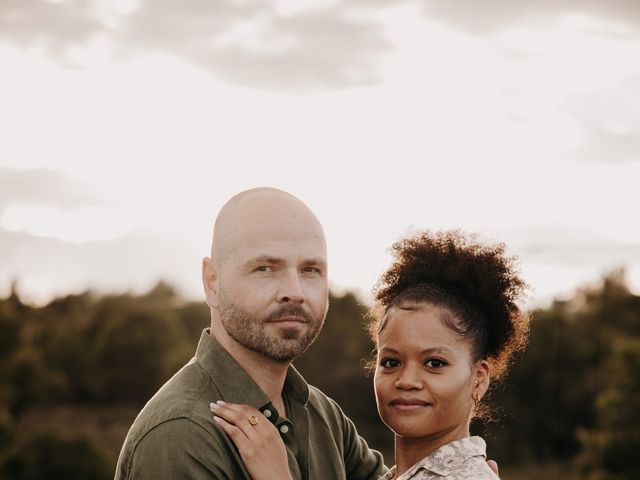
[425,358,447,368]
[380,358,401,368]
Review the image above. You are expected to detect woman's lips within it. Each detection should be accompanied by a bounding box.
[390,398,431,410]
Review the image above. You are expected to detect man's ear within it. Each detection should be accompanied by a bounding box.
[202,257,220,308]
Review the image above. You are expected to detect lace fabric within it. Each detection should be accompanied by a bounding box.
[380,436,499,480]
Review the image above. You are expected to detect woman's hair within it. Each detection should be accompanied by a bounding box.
[368,229,530,381]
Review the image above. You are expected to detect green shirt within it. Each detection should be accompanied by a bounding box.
[115,329,386,479]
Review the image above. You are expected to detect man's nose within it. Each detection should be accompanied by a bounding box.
[277,269,304,304]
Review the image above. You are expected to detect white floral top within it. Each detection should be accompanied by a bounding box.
[380,436,499,480]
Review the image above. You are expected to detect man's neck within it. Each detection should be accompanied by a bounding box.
[210,324,289,416]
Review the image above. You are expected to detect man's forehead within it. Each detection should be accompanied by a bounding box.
[231,236,327,261]
[238,220,325,242]
[211,188,326,264]
[229,203,325,248]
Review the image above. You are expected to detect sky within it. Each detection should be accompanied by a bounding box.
[1,0,639,307]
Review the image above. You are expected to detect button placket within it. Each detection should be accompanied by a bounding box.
[260,405,279,425]
[275,418,294,440]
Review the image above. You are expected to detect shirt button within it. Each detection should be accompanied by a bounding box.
[263,409,272,418]
[279,425,289,434]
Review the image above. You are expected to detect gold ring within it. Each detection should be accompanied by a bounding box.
[249,415,259,426]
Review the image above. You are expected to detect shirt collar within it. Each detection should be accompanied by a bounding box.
[195,329,310,410]
[385,436,487,479]
[284,361,311,405]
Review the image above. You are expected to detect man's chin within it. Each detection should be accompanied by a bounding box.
[263,347,304,363]
[262,337,311,362]
[278,326,306,341]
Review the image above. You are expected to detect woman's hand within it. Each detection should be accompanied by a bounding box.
[487,459,499,477]
[210,401,293,480]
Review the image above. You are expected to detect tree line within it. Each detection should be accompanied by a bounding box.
[0,271,638,479]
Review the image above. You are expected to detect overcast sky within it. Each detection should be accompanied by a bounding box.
[1,0,639,307]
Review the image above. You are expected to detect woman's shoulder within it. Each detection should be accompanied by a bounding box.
[383,437,499,480]
[448,454,499,480]
[436,437,497,480]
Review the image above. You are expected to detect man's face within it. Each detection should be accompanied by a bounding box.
[213,198,329,362]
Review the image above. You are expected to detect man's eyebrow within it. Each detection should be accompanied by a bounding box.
[301,258,327,269]
[243,256,327,270]
[245,256,285,266]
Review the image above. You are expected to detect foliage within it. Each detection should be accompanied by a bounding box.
[483,270,640,475]
[0,430,112,480]
[0,271,638,476]
[575,336,640,479]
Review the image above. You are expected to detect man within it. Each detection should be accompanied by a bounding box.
[115,188,386,479]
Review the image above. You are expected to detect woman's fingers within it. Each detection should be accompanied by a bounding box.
[210,402,293,480]
[210,402,273,440]
[213,413,252,448]
[487,459,499,477]
[211,401,252,427]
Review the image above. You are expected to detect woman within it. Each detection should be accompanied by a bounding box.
[212,230,529,480]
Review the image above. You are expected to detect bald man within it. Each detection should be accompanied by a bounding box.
[115,188,386,480]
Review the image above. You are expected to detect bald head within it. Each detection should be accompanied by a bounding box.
[211,188,326,267]
[203,188,329,363]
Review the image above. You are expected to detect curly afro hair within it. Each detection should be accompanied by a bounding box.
[368,229,530,381]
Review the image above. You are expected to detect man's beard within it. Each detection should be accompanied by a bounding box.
[218,292,325,363]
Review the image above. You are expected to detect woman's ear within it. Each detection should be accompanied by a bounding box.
[473,360,490,400]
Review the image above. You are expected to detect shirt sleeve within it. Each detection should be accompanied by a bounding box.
[126,418,241,480]
[330,400,387,480]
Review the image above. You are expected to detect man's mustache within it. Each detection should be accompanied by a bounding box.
[264,305,314,323]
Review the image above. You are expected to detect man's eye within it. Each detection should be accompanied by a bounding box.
[380,358,401,368]
[255,266,273,272]
[425,359,447,368]
[302,267,321,274]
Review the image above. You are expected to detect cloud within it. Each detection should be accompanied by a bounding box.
[118,1,390,90]
[563,77,640,163]
[0,0,103,52]
[0,227,201,305]
[419,0,640,35]
[0,168,134,244]
[0,167,98,209]
[523,242,640,267]
[574,129,640,163]
[508,225,640,267]
[0,0,392,90]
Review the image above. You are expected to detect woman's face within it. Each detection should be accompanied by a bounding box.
[374,303,488,444]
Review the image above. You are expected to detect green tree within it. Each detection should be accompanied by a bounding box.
[576,337,640,479]
[0,431,111,480]
[485,270,639,474]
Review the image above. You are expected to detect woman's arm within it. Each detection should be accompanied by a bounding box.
[210,401,293,480]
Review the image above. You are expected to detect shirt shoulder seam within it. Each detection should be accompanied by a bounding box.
[123,416,230,475]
